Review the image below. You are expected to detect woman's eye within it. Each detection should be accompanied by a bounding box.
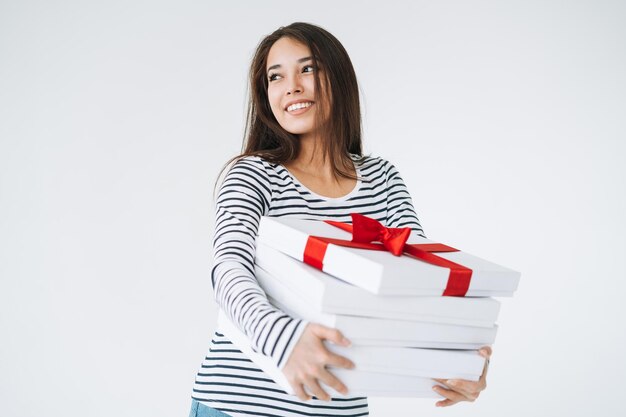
[268,73,281,82]
[303,65,315,73]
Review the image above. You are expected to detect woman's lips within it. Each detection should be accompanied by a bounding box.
[286,103,313,115]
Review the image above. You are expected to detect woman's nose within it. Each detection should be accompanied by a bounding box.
[286,77,303,95]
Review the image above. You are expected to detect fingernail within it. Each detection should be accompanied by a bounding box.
[342,338,351,347]
[446,379,457,386]
[432,386,439,391]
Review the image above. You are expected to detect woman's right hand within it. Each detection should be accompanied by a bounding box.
[282,323,355,401]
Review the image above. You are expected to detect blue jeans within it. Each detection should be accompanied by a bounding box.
[188,399,231,417]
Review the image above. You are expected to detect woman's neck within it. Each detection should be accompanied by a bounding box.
[292,134,329,174]
[283,134,357,198]
[284,136,356,198]
[288,134,355,181]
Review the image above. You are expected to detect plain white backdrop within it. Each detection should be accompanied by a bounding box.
[1,1,625,416]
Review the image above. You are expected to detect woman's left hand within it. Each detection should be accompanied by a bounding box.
[432,346,492,407]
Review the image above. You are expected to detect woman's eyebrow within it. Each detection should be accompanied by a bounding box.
[267,56,313,73]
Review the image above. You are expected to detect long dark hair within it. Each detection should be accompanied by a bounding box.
[217,22,364,189]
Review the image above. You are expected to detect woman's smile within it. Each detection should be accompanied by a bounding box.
[286,101,314,115]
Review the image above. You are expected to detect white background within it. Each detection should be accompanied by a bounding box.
[1,1,625,416]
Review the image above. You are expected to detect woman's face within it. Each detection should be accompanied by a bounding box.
[266,37,328,137]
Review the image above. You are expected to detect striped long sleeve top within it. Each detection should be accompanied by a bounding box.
[192,154,424,417]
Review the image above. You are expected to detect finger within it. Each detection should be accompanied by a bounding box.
[480,358,490,379]
[293,382,311,402]
[324,351,355,369]
[305,376,331,402]
[435,398,458,407]
[432,384,471,403]
[475,347,491,379]
[431,379,449,393]
[313,325,351,347]
[444,379,484,398]
[432,380,458,407]
[479,346,492,358]
[433,378,463,391]
[318,368,349,396]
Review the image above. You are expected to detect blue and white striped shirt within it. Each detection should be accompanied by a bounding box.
[192,154,424,416]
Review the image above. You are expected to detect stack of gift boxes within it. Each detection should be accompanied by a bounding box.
[219,214,520,398]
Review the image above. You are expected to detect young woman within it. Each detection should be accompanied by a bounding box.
[190,22,492,417]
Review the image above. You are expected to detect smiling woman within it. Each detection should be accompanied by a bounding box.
[189,22,491,417]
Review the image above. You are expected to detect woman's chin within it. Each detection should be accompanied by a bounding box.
[281,125,316,136]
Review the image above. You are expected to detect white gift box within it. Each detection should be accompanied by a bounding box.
[218,311,485,382]
[257,216,520,297]
[325,344,484,380]
[218,311,450,398]
[255,242,500,328]
[255,265,498,349]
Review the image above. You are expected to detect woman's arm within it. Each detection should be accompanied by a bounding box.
[213,157,355,401]
[211,157,307,368]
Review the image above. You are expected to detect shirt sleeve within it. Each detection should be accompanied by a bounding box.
[211,157,308,369]
[383,160,427,238]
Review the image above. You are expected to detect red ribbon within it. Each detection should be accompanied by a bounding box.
[302,213,473,296]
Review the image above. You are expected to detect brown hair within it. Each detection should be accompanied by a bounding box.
[218,22,364,188]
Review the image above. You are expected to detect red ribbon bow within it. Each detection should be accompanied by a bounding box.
[302,213,473,296]
[349,213,412,256]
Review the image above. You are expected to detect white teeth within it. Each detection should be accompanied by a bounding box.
[287,102,312,112]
